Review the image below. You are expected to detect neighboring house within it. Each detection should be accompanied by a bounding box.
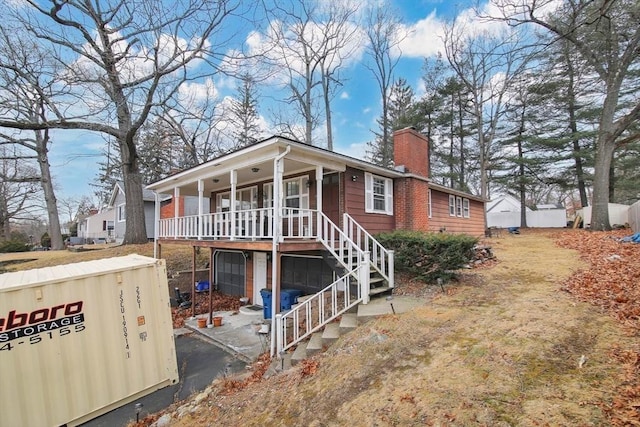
[77,207,115,243]
[487,194,567,228]
[147,128,485,355]
[109,182,158,243]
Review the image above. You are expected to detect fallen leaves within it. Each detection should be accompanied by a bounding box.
[555,229,640,426]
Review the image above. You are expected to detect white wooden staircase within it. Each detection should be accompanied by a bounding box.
[273,212,394,361]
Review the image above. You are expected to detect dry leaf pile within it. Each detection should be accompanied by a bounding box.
[555,229,640,426]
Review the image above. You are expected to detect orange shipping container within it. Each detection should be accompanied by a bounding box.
[0,254,179,427]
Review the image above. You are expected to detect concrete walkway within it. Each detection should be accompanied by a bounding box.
[184,305,269,363]
[185,295,425,363]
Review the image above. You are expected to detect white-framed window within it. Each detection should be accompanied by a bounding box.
[428,189,432,218]
[463,198,470,218]
[216,186,258,212]
[117,204,126,222]
[449,195,456,217]
[456,196,463,217]
[365,172,393,215]
[263,177,309,211]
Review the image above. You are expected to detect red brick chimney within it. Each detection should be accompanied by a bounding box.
[393,128,430,232]
[393,127,429,178]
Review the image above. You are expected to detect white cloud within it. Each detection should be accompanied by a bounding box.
[398,10,445,58]
[340,91,350,100]
[336,142,367,160]
[362,107,372,114]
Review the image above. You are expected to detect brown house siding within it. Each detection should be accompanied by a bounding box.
[343,167,395,234]
[428,189,485,237]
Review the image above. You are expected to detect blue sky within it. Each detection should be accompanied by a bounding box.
[48,0,477,202]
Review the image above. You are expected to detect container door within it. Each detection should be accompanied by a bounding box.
[253,252,267,305]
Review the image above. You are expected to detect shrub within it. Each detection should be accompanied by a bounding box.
[376,230,478,282]
[0,240,32,253]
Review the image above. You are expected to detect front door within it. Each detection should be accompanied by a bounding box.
[322,173,340,225]
[253,252,267,306]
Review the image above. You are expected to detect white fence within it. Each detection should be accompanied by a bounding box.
[487,209,567,228]
[630,201,640,233]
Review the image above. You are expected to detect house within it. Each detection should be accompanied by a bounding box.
[78,182,175,244]
[77,207,116,243]
[110,182,158,243]
[147,128,485,355]
[487,194,567,228]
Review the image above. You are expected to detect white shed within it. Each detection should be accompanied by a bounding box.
[578,203,630,228]
[487,194,567,228]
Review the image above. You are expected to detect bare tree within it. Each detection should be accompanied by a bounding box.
[443,20,531,202]
[364,4,404,167]
[0,0,243,244]
[0,28,66,249]
[490,0,640,230]
[314,1,362,150]
[0,145,41,241]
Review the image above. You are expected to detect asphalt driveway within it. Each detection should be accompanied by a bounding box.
[81,333,248,427]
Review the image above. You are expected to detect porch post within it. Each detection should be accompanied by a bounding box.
[315,166,323,238]
[197,179,204,240]
[271,145,289,356]
[153,192,160,258]
[230,170,237,240]
[173,187,180,239]
[191,246,197,318]
[209,248,215,325]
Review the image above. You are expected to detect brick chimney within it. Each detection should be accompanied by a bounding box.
[393,128,430,232]
[393,127,429,178]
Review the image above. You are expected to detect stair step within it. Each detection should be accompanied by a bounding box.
[291,341,308,365]
[370,276,385,285]
[339,313,357,333]
[369,286,392,296]
[322,323,340,346]
[264,353,292,378]
[306,332,324,356]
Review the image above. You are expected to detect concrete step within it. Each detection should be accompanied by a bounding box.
[339,313,357,334]
[264,352,292,378]
[322,322,340,346]
[291,341,308,365]
[369,286,392,297]
[306,332,324,356]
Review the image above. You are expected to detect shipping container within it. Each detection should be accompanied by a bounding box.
[0,254,179,427]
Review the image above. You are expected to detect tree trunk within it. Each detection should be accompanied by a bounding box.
[590,136,615,231]
[37,131,64,250]
[322,72,333,151]
[119,136,149,244]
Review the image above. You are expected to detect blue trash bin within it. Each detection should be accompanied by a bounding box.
[280,289,303,311]
[260,289,273,319]
[195,280,209,292]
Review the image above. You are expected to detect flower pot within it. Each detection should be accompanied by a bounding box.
[197,318,207,328]
[212,316,223,327]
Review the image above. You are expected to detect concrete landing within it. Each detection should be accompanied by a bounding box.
[185,310,270,363]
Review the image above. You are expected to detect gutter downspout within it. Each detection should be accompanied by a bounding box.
[271,145,291,357]
[153,192,160,258]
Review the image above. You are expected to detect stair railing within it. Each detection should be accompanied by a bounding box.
[275,258,369,355]
[343,213,394,289]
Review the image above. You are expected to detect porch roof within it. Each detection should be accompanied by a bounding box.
[146,135,403,197]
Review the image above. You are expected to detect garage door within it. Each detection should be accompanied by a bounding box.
[215,251,245,296]
[281,256,334,295]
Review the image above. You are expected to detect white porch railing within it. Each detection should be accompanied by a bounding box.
[343,213,395,289]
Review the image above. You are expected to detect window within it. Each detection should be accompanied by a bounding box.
[449,195,456,217]
[216,187,257,212]
[117,204,126,222]
[365,172,393,215]
[456,197,463,217]
[463,198,470,218]
[263,177,309,211]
